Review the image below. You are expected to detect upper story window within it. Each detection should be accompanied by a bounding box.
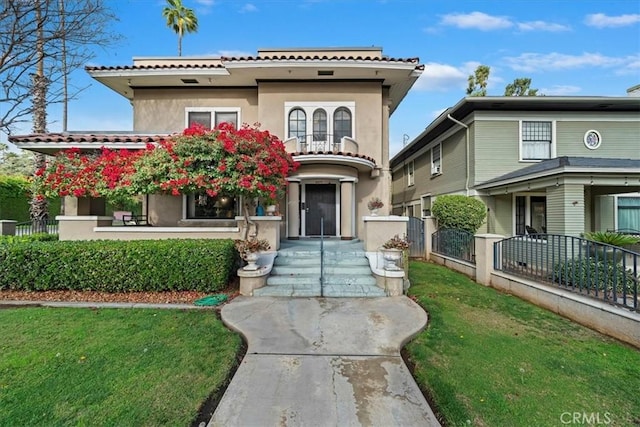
[521,121,552,160]
[431,143,442,175]
[407,160,415,186]
[186,108,240,129]
[333,107,352,141]
[313,109,327,141]
[288,108,307,142]
[284,102,355,148]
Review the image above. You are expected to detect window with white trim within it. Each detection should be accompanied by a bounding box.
[521,121,552,160]
[406,161,414,186]
[284,102,355,150]
[431,143,441,175]
[421,195,432,217]
[405,204,415,217]
[186,107,240,129]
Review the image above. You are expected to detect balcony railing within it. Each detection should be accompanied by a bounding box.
[284,134,359,155]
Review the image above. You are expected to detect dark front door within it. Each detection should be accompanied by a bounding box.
[305,184,336,236]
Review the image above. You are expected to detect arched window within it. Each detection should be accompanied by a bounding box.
[288,108,306,143]
[312,109,327,142]
[333,107,352,141]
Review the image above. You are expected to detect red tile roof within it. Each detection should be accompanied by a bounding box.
[85,56,424,72]
[8,133,168,144]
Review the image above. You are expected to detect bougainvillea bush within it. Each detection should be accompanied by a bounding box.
[33,123,298,209]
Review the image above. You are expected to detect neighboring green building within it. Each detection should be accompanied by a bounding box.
[391,96,640,237]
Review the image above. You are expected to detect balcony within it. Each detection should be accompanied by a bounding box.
[284,134,377,173]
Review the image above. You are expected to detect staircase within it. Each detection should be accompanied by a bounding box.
[253,239,386,297]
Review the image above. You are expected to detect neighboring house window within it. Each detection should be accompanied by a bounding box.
[312,109,327,141]
[186,192,239,219]
[421,195,431,217]
[515,195,546,235]
[521,121,552,160]
[431,143,441,175]
[406,204,415,217]
[617,197,640,230]
[288,108,307,143]
[333,107,352,141]
[407,161,414,186]
[186,108,240,129]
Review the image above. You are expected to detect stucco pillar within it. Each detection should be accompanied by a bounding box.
[424,217,437,259]
[474,234,504,286]
[287,179,300,239]
[340,179,355,240]
[0,220,17,236]
[546,184,585,237]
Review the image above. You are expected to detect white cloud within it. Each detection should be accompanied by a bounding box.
[517,21,571,32]
[539,85,582,96]
[414,62,476,91]
[240,3,257,13]
[195,0,215,6]
[585,13,640,28]
[440,12,513,31]
[503,52,629,72]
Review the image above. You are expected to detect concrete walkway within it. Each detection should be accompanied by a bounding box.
[209,296,441,427]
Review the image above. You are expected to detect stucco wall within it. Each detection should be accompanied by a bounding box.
[132,88,259,132]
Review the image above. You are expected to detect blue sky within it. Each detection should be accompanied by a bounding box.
[4,0,639,156]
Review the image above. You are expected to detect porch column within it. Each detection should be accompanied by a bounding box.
[287,179,300,239]
[340,179,356,240]
[546,183,585,237]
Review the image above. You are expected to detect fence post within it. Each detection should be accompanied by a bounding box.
[424,217,437,259]
[0,220,17,236]
[474,234,504,286]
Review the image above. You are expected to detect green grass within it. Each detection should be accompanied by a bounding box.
[406,261,640,427]
[0,307,241,426]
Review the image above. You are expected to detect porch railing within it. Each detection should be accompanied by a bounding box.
[432,228,476,264]
[15,219,59,236]
[494,234,639,311]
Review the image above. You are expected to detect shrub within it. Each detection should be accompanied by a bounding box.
[0,239,237,292]
[0,174,61,221]
[553,258,638,296]
[584,231,640,247]
[0,233,59,244]
[431,195,486,233]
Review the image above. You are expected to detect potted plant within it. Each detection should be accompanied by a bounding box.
[367,197,384,216]
[235,237,271,270]
[381,234,410,270]
[264,198,278,216]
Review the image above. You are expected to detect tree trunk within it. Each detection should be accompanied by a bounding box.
[30,0,49,228]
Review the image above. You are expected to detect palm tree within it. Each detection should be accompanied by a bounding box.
[162,0,198,56]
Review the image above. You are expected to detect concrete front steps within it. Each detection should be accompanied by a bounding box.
[253,239,386,298]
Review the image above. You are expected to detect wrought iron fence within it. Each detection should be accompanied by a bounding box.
[432,228,476,264]
[15,219,59,236]
[494,234,639,311]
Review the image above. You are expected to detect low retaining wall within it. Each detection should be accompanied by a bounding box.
[430,253,476,280]
[490,272,639,348]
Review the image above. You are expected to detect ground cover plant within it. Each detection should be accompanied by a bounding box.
[406,261,640,426]
[0,307,241,425]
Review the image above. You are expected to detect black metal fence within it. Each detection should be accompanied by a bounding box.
[15,219,59,236]
[494,234,639,312]
[432,228,476,264]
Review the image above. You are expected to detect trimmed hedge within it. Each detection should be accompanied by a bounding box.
[0,233,59,244]
[553,258,638,295]
[0,175,61,221]
[0,239,237,292]
[431,195,486,233]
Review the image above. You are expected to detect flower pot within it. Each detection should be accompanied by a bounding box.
[369,208,379,216]
[243,252,260,270]
[266,205,277,216]
[382,248,403,270]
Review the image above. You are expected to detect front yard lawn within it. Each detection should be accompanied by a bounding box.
[0,307,241,425]
[406,261,640,426]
